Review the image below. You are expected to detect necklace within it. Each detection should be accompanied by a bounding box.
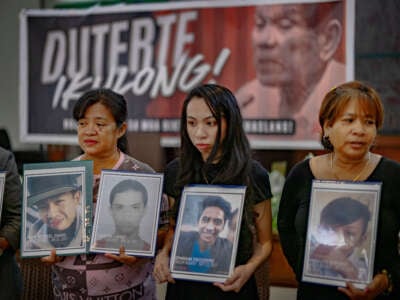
[330,152,371,181]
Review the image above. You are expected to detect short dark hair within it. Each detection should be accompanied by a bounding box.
[320,197,371,235]
[198,195,232,223]
[109,179,148,207]
[319,80,384,150]
[73,88,128,153]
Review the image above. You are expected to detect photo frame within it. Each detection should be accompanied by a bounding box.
[302,180,382,289]
[170,184,246,283]
[21,160,93,257]
[90,170,164,257]
[0,172,5,224]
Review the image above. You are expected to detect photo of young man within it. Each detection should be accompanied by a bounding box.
[94,179,149,251]
[26,174,83,250]
[173,195,233,275]
[307,197,371,281]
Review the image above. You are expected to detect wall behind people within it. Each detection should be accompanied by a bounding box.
[0,0,42,152]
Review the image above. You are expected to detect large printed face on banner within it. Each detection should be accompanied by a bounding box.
[20,0,353,148]
[252,5,324,87]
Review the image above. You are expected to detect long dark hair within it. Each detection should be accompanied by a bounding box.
[73,88,128,153]
[176,84,258,263]
[177,83,252,189]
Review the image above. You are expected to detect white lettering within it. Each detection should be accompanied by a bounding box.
[129,17,155,73]
[108,20,129,74]
[67,26,90,79]
[41,30,66,83]
[173,11,197,66]
[91,24,110,78]
[155,14,177,67]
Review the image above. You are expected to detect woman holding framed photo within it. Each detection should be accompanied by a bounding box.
[153,84,273,299]
[278,81,400,299]
[40,89,168,299]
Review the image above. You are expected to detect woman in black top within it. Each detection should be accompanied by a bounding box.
[154,84,273,300]
[278,81,400,299]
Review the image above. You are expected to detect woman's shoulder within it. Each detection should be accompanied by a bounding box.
[248,160,270,183]
[0,147,14,166]
[0,146,11,157]
[287,157,312,179]
[250,159,268,175]
[165,157,180,173]
[375,156,400,174]
[121,153,155,173]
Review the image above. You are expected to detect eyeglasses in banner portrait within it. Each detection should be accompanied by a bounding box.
[0,172,5,224]
[21,160,93,257]
[170,184,246,283]
[90,170,164,257]
[302,180,381,289]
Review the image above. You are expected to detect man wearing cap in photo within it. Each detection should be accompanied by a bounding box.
[27,173,82,249]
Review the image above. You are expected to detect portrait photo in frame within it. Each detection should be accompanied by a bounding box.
[302,180,382,289]
[90,170,164,257]
[0,172,5,224]
[170,184,246,283]
[21,160,93,257]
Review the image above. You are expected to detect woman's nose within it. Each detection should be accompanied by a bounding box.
[84,122,97,134]
[194,125,206,137]
[351,119,366,134]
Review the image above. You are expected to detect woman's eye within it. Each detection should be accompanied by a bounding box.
[366,119,375,125]
[342,118,353,123]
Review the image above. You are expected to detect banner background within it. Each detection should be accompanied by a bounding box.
[20,0,353,148]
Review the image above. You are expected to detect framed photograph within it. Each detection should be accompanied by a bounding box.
[170,184,246,283]
[21,160,93,257]
[0,172,5,224]
[90,170,164,257]
[302,180,382,289]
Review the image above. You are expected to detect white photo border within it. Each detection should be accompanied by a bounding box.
[170,184,246,283]
[21,160,93,257]
[302,180,382,289]
[90,170,164,257]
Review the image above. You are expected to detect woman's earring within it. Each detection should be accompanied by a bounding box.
[323,135,333,148]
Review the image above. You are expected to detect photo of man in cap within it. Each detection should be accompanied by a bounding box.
[26,173,83,250]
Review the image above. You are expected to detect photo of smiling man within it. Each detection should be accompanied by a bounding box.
[173,195,233,276]
[25,173,83,251]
